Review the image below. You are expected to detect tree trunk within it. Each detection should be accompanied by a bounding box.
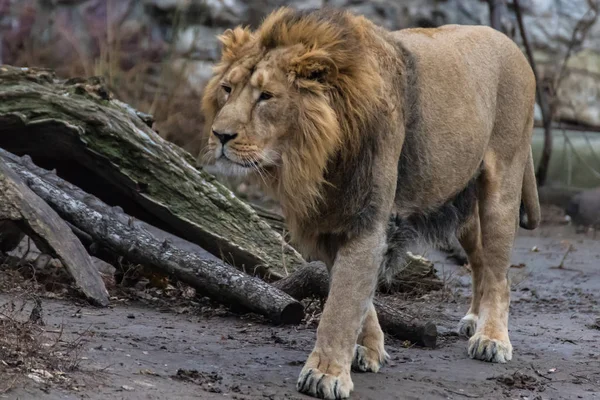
[0,65,304,279]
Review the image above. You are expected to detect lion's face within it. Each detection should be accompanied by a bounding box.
[204,47,305,177]
[200,9,382,219]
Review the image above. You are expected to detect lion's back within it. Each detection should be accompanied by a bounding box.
[389,24,536,211]
[392,24,535,101]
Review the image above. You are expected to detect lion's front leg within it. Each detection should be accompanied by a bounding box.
[297,225,386,400]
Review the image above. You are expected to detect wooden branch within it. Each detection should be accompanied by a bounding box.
[0,65,304,278]
[1,149,303,324]
[0,157,109,306]
[273,262,437,348]
[373,299,437,349]
[272,261,330,301]
[555,1,599,93]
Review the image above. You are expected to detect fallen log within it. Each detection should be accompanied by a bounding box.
[273,262,437,348]
[0,151,227,270]
[1,150,303,324]
[0,65,304,278]
[0,157,109,306]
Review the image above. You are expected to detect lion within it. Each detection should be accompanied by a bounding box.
[199,7,541,399]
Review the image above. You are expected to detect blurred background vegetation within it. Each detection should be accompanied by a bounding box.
[1,0,599,196]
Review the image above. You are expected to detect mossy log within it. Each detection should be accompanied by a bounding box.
[0,65,304,278]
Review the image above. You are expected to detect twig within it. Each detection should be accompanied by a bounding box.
[554,0,599,92]
[530,363,552,380]
[444,388,481,398]
[557,244,574,269]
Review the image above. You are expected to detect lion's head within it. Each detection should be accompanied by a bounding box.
[200,8,385,223]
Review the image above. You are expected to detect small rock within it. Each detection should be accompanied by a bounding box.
[31,369,53,379]
[27,374,45,384]
[566,187,600,229]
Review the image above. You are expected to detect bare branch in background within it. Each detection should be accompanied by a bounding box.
[487,0,515,37]
[513,0,554,186]
[555,0,599,94]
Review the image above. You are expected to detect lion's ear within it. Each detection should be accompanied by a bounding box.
[290,49,339,84]
[218,27,253,60]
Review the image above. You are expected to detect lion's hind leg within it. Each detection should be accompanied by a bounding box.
[352,302,389,373]
[465,153,524,363]
[457,202,483,338]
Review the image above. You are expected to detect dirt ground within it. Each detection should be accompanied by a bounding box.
[2,211,600,400]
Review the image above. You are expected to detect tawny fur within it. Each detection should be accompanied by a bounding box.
[199,7,541,400]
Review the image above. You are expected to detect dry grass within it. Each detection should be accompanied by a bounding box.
[0,291,87,394]
[10,3,207,158]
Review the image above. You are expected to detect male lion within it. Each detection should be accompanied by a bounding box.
[200,7,540,399]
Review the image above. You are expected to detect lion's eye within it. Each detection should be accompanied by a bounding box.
[258,92,273,101]
[222,85,232,94]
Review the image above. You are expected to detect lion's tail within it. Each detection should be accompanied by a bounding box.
[519,148,541,230]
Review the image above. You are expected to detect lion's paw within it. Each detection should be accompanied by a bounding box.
[297,367,353,400]
[458,313,478,338]
[351,344,389,373]
[468,333,512,363]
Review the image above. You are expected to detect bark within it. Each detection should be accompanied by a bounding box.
[0,65,304,278]
[0,157,109,306]
[273,262,438,348]
[1,149,304,324]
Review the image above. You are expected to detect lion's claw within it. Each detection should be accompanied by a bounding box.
[297,367,352,400]
[458,313,478,338]
[468,333,512,363]
[351,344,389,373]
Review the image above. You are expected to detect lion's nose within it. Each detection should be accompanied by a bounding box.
[212,130,238,145]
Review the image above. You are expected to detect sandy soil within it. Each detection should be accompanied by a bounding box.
[2,219,600,400]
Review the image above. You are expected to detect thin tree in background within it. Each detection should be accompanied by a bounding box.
[486,1,552,186]
[487,0,553,186]
[512,0,554,187]
[487,0,514,37]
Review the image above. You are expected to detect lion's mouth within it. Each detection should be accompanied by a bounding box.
[219,153,259,168]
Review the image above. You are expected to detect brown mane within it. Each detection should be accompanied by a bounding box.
[201,7,390,232]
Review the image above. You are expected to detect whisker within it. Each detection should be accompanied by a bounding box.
[250,155,270,187]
